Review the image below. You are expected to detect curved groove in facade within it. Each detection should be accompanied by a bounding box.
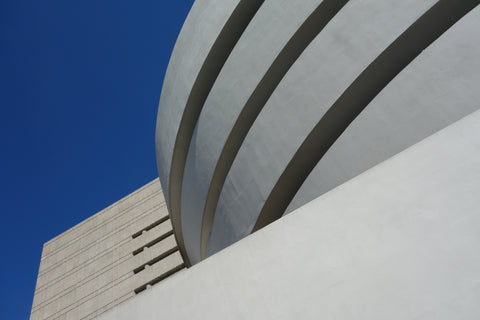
[252,0,479,232]
[166,0,265,266]
[199,0,350,260]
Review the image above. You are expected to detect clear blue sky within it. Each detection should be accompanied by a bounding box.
[0,1,194,318]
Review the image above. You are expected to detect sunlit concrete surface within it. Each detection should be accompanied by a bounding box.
[155,0,480,263]
[181,0,323,263]
[104,110,480,320]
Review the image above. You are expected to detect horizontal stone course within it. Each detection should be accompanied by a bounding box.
[30,179,184,320]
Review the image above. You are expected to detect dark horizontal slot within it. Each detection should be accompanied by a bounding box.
[134,264,185,294]
[131,215,170,239]
[133,248,179,274]
[132,230,174,256]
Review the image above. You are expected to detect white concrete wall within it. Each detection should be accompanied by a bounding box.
[155,0,480,264]
[182,0,323,263]
[209,0,439,256]
[104,110,480,319]
[155,0,241,203]
[286,2,480,216]
[155,0,265,265]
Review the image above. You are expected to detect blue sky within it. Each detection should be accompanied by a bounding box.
[0,1,194,318]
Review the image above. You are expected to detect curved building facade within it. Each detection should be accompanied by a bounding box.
[155,0,480,265]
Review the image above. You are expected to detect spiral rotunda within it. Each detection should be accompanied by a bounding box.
[155,0,480,265]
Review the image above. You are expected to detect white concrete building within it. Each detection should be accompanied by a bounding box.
[32,0,480,319]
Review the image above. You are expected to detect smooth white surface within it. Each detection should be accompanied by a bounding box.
[155,0,239,206]
[182,0,322,263]
[286,4,480,215]
[101,110,480,320]
[208,0,437,255]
